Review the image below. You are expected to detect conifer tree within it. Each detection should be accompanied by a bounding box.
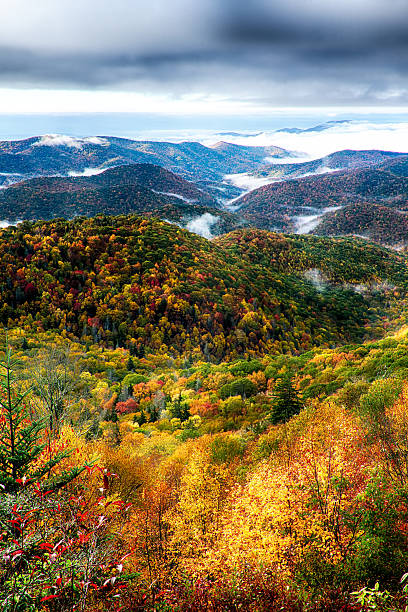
[171,393,190,421]
[0,345,84,493]
[137,409,147,425]
[269,374,303,425]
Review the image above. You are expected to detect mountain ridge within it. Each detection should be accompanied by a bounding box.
[0,215,406,360]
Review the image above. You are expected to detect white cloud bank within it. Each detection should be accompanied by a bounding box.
[224,172,277,191]
[303,268,328,291]
[68,167,106,177]
[294,206,342,234]
[206,121,408,160]
[35,134,107,148]
[0,220,22,228]
[186,213,219,238]
[151,190,196,203]
[224,164,341,197]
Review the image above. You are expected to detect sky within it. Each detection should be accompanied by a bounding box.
[1,0,408,118]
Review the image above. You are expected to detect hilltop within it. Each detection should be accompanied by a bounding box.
[0,216,407,361]
[313,202,408,247]
[0,163,247,236]
[251,149,406,181]
[0,134,292,200]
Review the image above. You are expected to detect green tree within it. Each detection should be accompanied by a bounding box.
[219,377,257,400]
[170,393,190,421]
[0,346,83,493]
[220,396,245,422]
[269,374,303,425]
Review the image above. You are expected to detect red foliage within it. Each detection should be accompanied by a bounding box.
[116,398,138,414]
[24,282,37,298]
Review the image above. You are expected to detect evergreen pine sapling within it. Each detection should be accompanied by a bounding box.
[171,393,190,422]
[0,345,84,493]
[270,374,303,425]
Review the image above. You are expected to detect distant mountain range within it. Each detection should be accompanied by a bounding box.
[250,149,406,181]
[0,134,292,201]
[1,134,408,247]
[275,119,352,134]
[234,154,408,238]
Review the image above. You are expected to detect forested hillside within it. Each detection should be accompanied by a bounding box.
[3,218,408,611]
[4,280,408,609]
[251,149,406,181]
[0,163,219,220]
[236,163,408,232]
[314,202,408,246]
[0,217,405,360]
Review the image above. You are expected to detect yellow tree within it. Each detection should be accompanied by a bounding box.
[167,442,231,562]
[206,402,372,582]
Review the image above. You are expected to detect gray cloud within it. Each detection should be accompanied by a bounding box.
[0,0,408,107]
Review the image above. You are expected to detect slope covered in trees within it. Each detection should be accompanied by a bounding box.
[236,164,408,233]
[2,213,408,609]
[251,149,407,181]
[314,202,408,246]
[4,308,408,609]
[0,163,221,221]
[0,217,406,363]
[214,227,408,285]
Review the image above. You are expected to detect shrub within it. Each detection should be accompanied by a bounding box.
[219,378,257,399]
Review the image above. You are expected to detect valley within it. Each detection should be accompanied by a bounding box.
[1,131,408,247]
[3,123,408,611]
[4,1,408,608]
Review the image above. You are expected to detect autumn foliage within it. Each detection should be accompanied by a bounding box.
[3,217,408,609]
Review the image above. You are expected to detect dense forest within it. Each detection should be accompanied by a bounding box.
[0,164,228,222]
[314,202,408,247]
[0,217,406,361]
[235,159,408,233]
[2,214,408,610]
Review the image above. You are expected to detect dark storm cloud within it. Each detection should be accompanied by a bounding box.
[1,0,408,106]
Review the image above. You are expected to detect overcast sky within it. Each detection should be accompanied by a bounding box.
[1,0,407,114]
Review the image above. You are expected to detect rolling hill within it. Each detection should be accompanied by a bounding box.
[0,216,407,360]
[233,160,408,239]
[0,134,293,200]
[250,149,406,182]
[0,163,247,236]
[313,202,408,247]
